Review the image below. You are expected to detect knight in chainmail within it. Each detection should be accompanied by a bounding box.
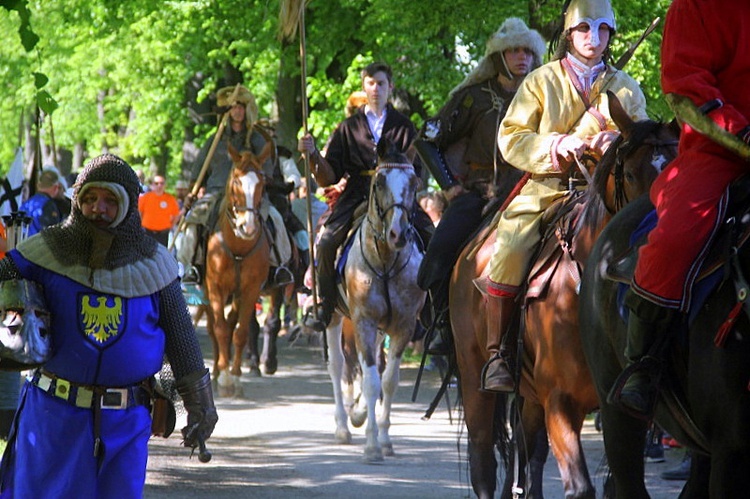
[415,18,546,355]
[0,154,217,498]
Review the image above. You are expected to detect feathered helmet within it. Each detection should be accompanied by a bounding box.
[217,84,259,127]
[451,18,545,95]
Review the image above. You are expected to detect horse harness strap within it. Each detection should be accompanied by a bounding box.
[358,226,415,330]
[218,226,267,297]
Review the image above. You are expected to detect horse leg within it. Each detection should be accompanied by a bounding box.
[205,311,219,386]
[376,331,409,457]
[544,397,595,499]
[708,448,750,497]
[261,289,281,375]
[230,307,254,399]
[599,403,649,498]
[325,316,351,444]
[500,400,545,499]
[210,304,235,398]
[246,311,262,377]
[342,318,365,427]
[355,319,384,463]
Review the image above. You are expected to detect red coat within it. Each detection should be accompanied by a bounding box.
[634,0,750,310]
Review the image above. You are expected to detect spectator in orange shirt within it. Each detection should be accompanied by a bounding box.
[138,175,180,247]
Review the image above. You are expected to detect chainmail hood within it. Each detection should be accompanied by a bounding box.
[17,154,178,297]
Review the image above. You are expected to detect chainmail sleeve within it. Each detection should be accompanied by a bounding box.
[0,257,22,281]
[159,279,205,379]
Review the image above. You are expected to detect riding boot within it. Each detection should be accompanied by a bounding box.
[481,294,517,393]
[425,285,453,356]
[610,290,677,417]
[303,273,335,332]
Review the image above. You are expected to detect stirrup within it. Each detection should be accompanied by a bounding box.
[480,353,515,393]
[607,357,660,420]
[182,265,201,284]
[302,305,328,333]
[273,266,294,287]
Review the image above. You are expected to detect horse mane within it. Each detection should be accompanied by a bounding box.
[578,119,664,233]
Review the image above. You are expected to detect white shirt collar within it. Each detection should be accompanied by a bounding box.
[365,105,387,144]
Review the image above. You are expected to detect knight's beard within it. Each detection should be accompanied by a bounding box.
[87,213,114,228]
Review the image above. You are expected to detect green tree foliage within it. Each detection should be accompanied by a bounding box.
[0,0,672,177]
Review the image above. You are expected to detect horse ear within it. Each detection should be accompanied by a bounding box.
[228,144,241,164]
[376,137,391,160]
[607,90,634,139]
[258,139,274,165]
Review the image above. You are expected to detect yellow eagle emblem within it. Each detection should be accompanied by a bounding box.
[81,295,122,343]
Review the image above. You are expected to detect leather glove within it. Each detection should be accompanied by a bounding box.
[176,368,218,449]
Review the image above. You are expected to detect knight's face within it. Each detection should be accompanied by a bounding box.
[80,187,119,229]
[568,21,611,65]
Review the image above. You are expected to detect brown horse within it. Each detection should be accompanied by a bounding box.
[450,95,679,498]
[204,143,272,397]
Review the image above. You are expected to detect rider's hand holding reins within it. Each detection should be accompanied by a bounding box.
[588,130,620,157]
[556,135,588,171]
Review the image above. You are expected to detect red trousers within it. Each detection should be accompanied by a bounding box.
[633,146,747,311]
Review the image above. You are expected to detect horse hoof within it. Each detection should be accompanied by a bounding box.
[382,443,394,457]
[334,428,352,444]
[218,385,234,398]
[364,447,384,464]
[262,360,277,375]
[248,366,262,378]
[350,408,367,428]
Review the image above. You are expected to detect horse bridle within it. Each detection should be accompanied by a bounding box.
[226,171,264,238]
[611,130,679,212]
[360,162,417,329]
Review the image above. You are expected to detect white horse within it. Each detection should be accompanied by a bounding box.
[325,139,425,463]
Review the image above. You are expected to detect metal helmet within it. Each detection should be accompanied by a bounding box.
[564,0,616,32]
[217,84,259,127]
[0,279,51,369]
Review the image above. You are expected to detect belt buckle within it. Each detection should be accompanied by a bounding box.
[101,388,129,410]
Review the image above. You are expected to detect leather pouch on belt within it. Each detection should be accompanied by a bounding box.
[150,387,176,438]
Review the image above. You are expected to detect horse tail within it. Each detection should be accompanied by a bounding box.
[493,393,513,469]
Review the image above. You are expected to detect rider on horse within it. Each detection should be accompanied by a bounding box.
[297,62,434,332]
[478,0,648,393]
[613,0,750,418]
[415,17,546,356]
[178,84,294,287]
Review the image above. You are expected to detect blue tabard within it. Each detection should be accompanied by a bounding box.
[0,250,166,498]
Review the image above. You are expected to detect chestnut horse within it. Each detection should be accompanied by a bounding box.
[450,95,679,498]
[324,138,424,462]
[204,144,272,397]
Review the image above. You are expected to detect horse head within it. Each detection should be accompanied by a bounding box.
[582,93,680,229]
[225,143,272,239]
[369,138,419,251]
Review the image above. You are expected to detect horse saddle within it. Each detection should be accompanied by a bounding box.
[526,190,585,300]
[607,174,750,324]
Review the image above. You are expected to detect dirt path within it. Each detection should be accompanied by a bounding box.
[144,324,687,498]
